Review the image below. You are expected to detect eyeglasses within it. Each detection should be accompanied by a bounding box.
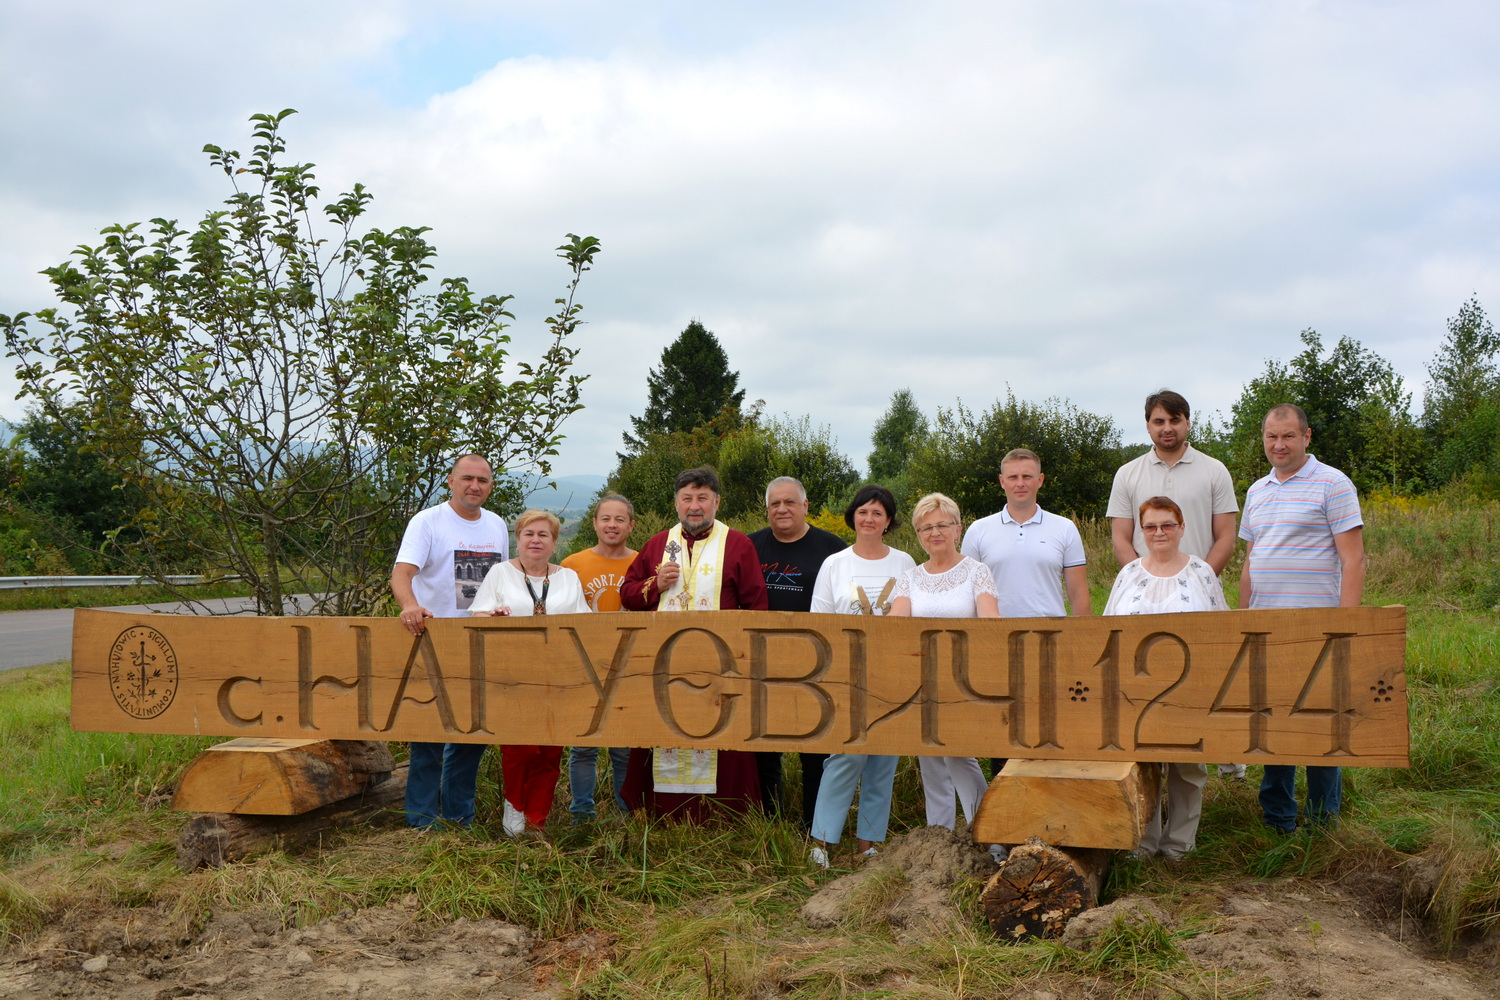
[1141,522,1180,534]
[916,520,959,536]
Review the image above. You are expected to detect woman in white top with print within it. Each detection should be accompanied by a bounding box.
[1103,495,1226,859]
[805,485,916,868]
[470,509,590,838]
[890,493,999,840]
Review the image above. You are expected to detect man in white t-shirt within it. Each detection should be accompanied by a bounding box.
[1106,389,1244,781]
[962,448,1090,776]
[392,454,509,828]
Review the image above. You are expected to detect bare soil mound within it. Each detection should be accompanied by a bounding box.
[0,895,558,999]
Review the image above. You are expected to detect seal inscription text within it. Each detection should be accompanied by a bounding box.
[108,626,179,719]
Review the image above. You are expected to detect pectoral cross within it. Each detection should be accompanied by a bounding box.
[665,540,682,563]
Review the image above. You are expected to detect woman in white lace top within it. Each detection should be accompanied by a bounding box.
[890,493,999,840]
[1104,496,1227,860]
[1102,495,1225,616]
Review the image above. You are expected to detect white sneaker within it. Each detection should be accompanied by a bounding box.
[859,847,879,859]
[809,846,830,869]
[502,800,525,838]
[988,844,1009,865]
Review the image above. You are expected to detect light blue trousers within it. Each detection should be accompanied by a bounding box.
[809,753,899,844]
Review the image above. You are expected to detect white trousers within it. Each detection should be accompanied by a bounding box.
[917,756,987,830]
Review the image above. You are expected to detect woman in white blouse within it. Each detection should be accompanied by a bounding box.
[890,493,999,845]
[470,509,590,837]
[806,485,916,868]
[1103,495,1226,860]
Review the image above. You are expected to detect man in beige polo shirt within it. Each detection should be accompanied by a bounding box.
[1107,389,1242,783]
[1108,389,1238,574]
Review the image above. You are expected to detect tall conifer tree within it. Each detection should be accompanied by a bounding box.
[621,320,745,455]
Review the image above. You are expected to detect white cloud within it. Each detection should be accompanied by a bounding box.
[2,0,1499,482]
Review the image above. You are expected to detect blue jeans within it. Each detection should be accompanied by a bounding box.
[405,742,487,827]
[1259,764,1341,832]
[568,746,632,819]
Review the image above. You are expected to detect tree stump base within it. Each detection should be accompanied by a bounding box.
[981,836,1111,941]
[176,764,408,872]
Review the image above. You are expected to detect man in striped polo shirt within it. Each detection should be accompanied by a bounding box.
[1238,403,1367,833]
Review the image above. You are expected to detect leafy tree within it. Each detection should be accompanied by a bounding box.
[2,110,601,615]
[1424,297,1500,490]
[906,391,1122,521]
[866,389,929,508]
[9,404,145,561]
[717,414,859,519]
[621,320,745,455]
[1219,329,1414,494]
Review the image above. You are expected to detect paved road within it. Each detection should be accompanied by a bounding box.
[0,597,309,672]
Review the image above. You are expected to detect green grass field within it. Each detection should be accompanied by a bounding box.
[1,498,1496,996]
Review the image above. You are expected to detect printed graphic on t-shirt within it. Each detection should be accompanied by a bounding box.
[582,571,627,611]
[760,561,807,595]
[847,575,898,615]
[453,549,503,610]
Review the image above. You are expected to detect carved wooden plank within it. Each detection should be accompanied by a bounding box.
[171,738,394,815]
[73,606,1408,766]
[175,765,407,871]
[982,836,1110,940]
[971,760,1160,849]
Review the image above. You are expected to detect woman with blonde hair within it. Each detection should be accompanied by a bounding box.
[890,493,1000,854]
[471,509,590,837]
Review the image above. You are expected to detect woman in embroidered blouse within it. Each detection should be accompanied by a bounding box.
[1103,496,1226,860]
[806,485,917,868]
[470,509,590,837]
[890,493,999,841]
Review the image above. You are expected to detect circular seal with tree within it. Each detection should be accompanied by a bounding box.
[108,626,179,720]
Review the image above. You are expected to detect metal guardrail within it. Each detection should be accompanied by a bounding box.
[0,575,237,590]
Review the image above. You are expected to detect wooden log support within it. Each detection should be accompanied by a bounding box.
[176,764,408,871]
[981,836,1111,940]
[971,760,1161,850]
[171,738,394,815]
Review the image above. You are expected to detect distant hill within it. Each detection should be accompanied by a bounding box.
[521,474,607,515]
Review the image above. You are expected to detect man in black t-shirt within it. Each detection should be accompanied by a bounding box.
[749,476,848,829]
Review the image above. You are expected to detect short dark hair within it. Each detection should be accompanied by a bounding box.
[1144,390,1190,422]
[844,484,900,534]
[1138,495,1184,525]
[593,492,635,518]
[1264,403,1309,432]
[674,466,721,495]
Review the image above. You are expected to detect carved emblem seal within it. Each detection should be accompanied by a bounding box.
[108,626,179,719]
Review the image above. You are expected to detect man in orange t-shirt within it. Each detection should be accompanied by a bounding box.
[560,493,637,821]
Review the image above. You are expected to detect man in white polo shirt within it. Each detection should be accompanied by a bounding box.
[962,448,1091,776]
[1107,389,1244,781]
[1239,403,1366,834]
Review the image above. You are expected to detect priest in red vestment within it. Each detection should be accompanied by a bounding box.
[619,466,767,822]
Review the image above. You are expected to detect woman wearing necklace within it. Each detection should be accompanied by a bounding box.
[889,492,1001,858]
[805,484,915,868]
[470,509,591,837]
[1103,495,1226,860]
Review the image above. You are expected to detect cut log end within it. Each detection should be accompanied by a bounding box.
[981,836,1110,941]
[176,764,409,872]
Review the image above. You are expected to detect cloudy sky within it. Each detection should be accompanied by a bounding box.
[3,0,1498,481]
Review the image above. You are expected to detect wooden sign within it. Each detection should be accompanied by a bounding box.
[73,606,1408,767]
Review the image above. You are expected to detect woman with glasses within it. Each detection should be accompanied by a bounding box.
[805,485,916,868]
[1103,495,1226,859]
[890,492,999,844]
